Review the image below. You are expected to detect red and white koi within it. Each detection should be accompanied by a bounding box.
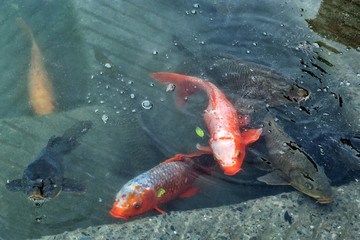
[149,72,262,175]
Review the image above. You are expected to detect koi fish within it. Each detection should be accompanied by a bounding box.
[17,18,55,115]
[109,152,214,220]
[256,114,333,203]
[149,72,262,175]
[172,38,309,112]
[6,121,92,203]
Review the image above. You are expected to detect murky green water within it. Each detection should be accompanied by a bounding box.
[0,0,359,239]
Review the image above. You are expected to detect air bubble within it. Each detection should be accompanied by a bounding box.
[130,93,135,99]
[101,114,109,123]
[104,63,111,68]
[141,100,153,110]
[166,84,176,92]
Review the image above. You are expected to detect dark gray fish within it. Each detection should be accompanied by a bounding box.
[6,121,92,203]
[206,56,309,112]
[256,114,333,203]
[172,38,309,113]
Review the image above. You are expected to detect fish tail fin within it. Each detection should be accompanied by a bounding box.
[149,72,202,109]
[62,121,92,140]
[46,121,92,155]
[16,17,35,42]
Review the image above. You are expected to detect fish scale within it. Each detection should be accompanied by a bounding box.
[134,160,198,203]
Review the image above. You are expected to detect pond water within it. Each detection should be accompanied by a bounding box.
[0,0,359,239]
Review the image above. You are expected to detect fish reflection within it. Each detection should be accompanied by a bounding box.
[256,114,333,203]
[17,18,55,115]
[6,121,92,203]
[110,152,214,220]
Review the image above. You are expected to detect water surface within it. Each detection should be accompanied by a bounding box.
[0,0,359,239]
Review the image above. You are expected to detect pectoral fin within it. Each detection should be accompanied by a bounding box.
[257,170,290,185]
[5,179,23,191]
[62,178,86,192]
[154,206,166,214]
[196,144,212,152]
[242,128,263,146]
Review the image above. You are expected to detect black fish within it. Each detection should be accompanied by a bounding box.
[6,121,92,203]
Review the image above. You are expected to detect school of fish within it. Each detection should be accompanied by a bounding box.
[6,19,334,221]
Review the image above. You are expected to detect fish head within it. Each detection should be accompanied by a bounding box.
[211,137,244,175]
[22,160,63,201]
[289,168,333,203]
[110,183,157,220]
[23,176,62,201]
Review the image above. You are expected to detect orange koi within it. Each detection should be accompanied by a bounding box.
[17,18,55,115]
[149,72,262,175]
[109,152,214,220]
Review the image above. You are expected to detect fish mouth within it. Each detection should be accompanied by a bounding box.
[29,194,44,200]
[109,207,129,220]
[221,165,241,176]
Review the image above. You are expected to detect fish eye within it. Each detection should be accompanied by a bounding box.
[236,151,241,158]
[304,182,314,190]
[133,202,141,209]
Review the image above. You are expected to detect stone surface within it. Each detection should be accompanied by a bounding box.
[40,181,360,240]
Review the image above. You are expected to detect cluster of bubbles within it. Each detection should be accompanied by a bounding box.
[185,3,201,15]
[84,62,156,124]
